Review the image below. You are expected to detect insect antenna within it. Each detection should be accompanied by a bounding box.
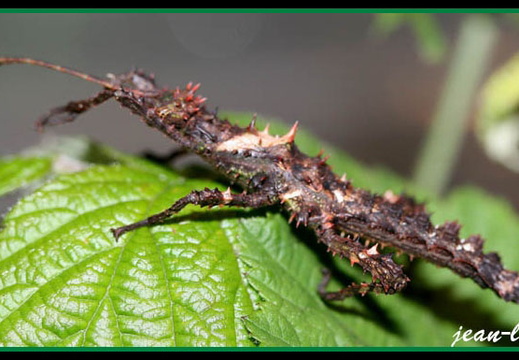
[0,57,117,90]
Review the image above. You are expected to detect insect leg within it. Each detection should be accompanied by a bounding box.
[36,89,114,130]
[317,229,409,300]
[111,187,276,241]
[318,268,391,299]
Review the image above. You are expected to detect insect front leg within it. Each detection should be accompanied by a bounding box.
[318,268,388,299]
[317,228,409,300]
[36,89,114,130]
[111,187,277,241]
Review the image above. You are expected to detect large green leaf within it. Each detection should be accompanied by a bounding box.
[0,113,518,347]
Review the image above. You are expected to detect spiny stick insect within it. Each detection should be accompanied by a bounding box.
[2,57,519,303]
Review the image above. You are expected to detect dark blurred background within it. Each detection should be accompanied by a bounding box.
[1,12,518,208]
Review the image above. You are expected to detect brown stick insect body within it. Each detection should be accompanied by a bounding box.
[2,57,519,302]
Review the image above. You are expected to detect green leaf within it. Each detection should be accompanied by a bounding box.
[0,162,257,346]
[0,156,52,196]
[0,113,518,347]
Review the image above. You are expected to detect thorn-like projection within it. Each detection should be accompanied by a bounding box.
[280,121,299,144]
[383,190,400,204]
[260,123,270,135]
[340,173,347,182]
[349,254,359,266]
[247,113,258,132]
[190,82,201,93]
[185,82,201,94]
[318,155,330,166]
[222,187,233,204]
[367,244,379,256]
[288,213,296,223]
